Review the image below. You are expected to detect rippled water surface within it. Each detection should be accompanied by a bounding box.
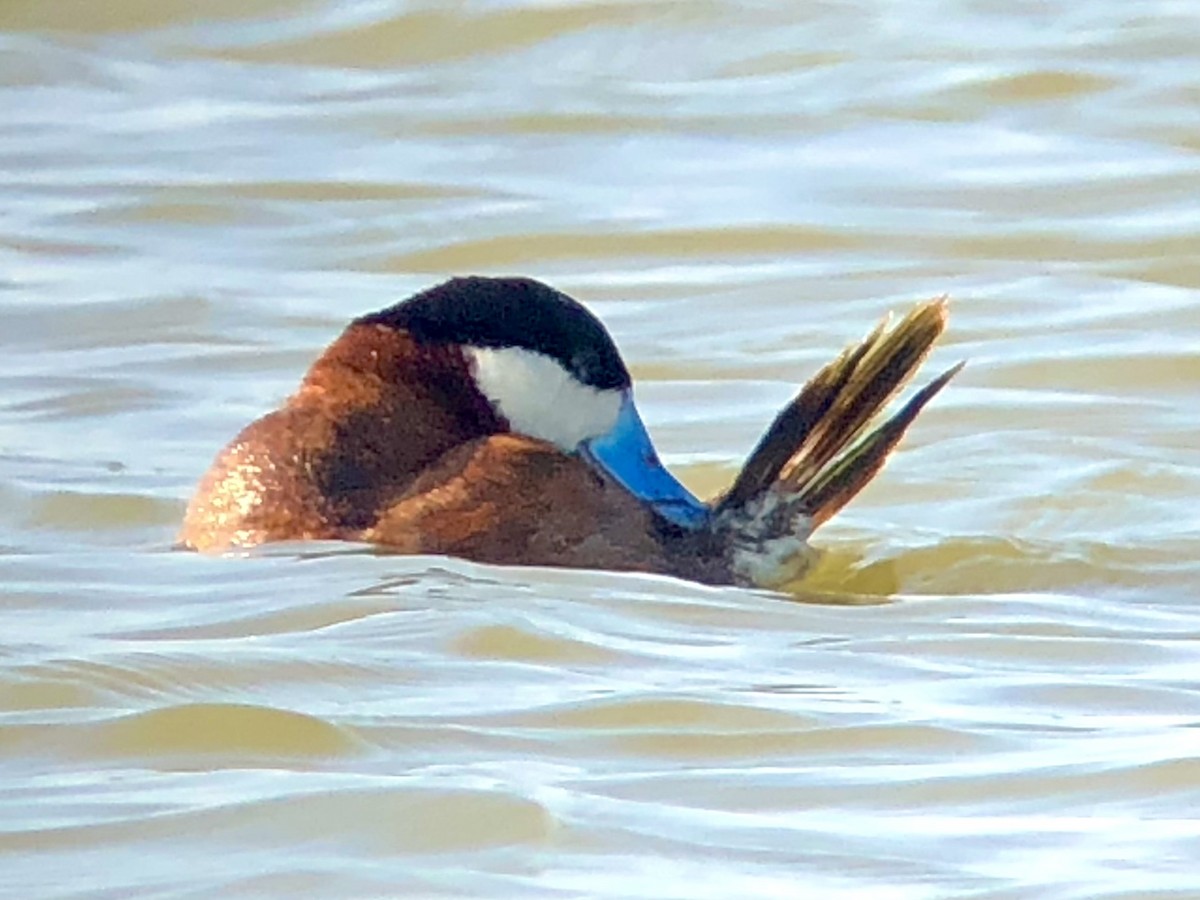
[3,2,1200,897]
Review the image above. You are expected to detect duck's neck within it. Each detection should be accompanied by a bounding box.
[291,324,504,529]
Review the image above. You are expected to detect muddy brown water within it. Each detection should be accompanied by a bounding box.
[2,2,1199,897]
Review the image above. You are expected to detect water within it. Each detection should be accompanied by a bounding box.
[2,1,1200,897]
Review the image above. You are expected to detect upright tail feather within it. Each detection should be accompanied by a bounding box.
[796,357,963,526]
[716,298,960,533]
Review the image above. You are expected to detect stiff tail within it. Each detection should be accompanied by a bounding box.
[716,298,962,529]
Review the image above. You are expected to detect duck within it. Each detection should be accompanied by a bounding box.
[179,276,960,590]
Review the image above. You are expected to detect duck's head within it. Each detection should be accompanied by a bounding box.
[358,276,710,530]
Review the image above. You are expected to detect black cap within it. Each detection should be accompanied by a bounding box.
[358,276,631,391]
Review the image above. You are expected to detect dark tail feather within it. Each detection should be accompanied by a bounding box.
[715,320,884,514]
[798,360,963,526]
[716,298,960,526]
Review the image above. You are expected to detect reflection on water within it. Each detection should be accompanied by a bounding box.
[2,1,1200,897]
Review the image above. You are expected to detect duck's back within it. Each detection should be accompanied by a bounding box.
[179,402,339,551]
[179,397,698,578]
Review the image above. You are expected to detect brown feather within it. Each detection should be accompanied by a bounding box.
[716,297,959,530]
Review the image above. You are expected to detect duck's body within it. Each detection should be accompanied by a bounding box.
[181,276,958,590]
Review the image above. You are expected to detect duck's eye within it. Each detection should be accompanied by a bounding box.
[569,348,602,386]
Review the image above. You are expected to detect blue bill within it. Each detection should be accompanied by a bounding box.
[580,391,710,530]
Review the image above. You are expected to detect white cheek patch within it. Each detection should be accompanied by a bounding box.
[466,346,622,451]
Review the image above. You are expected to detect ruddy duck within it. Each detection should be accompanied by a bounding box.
[180,276,960,589]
